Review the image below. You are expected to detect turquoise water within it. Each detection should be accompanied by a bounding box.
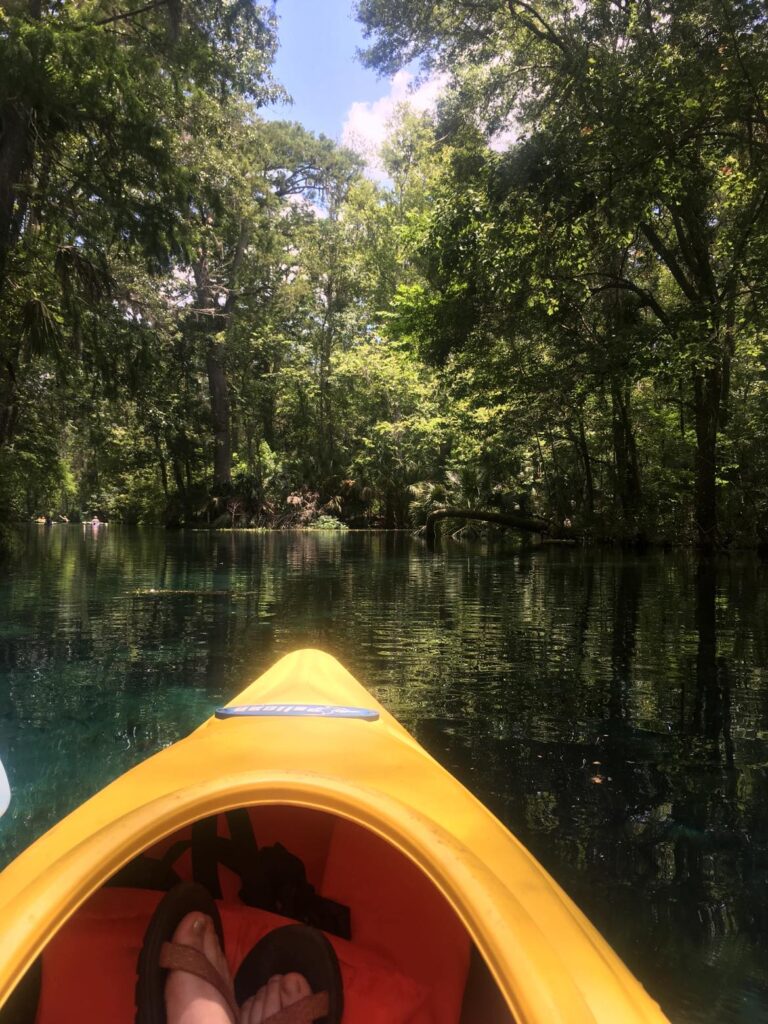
[1,525,767,1022]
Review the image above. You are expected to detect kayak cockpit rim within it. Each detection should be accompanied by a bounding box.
[1,774,582,1024]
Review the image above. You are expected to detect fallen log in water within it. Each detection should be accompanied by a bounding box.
[132,589,260,597]
[424,508,567,546]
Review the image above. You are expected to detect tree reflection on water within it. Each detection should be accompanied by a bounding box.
[0,527,766,1022]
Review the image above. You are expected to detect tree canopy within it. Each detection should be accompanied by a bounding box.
[3,0,768,546]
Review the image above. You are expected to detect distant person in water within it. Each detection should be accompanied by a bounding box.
[91,515,101,527]
[44,514,52,527]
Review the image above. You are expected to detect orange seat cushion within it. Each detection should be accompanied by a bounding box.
[321,819,471,1023]
[37,887,432,1023]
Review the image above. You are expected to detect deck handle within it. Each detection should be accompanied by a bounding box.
[215,704,379,721]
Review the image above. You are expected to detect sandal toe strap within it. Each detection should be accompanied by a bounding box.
[265,991,330,1024]
[159,941,239,1022]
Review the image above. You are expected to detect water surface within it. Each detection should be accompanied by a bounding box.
[1,526,767,1022]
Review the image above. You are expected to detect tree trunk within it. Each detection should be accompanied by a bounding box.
[0,101,34,297]
[206,342,232,489]
[693,358,722,547]
[383,491,397,529]
[251,349,276,449]
[425,507,552,546]
[194,255,232,490]
[611,383,642,529]
[718,287,737,430]
[170,454,185,496]
[696,296,737,548]
[154,432,169,498]
[316,278,336,485]
[0,355,19,447]
[576,415,595,517]
[261,386,276,449]
[0,0,41,294]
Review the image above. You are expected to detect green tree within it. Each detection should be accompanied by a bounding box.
[358,0,768,545]
[0,0,278,469]
[172,111,361,491]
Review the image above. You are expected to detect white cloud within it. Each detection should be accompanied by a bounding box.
[284,192,328,219]
[342,70,447,181]
[488,121,519,152]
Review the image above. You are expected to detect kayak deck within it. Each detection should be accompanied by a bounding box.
[0,649,668,1023]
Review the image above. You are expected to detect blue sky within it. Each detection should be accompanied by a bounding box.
[263,1,445,178]
[265,0,384,141]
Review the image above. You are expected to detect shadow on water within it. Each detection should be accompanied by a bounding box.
[0,527,767,1022]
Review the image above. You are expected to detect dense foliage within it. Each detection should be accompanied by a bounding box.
[3,0,768,545]
[358,0,768,546]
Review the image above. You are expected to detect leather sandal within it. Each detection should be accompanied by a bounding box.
[159,936,330,1024]
[235,924,343,1024]
[136,883,342,1024]
[158,940,239,1021]
[135,881,235,1024]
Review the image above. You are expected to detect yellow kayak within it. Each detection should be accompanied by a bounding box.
[0,649,668,1023]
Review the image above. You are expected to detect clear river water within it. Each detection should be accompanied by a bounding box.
[1,525,767,1022]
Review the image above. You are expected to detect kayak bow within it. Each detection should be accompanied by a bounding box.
[0,649,668,1023]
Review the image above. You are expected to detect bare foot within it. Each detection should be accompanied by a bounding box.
[165,912,236,1024]
[240,972,311,1023]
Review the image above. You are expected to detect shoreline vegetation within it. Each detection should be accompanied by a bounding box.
[4,2,768,553]
[14,515,767,553]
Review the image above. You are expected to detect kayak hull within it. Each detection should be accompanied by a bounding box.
[0,649,668,1023]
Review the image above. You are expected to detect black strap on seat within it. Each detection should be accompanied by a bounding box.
[226,808,261,892]
[191,816,224,899]
[106,838,190,891]
[107,809,352,940]
[191,810,351,940]
[245,841,351,940]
